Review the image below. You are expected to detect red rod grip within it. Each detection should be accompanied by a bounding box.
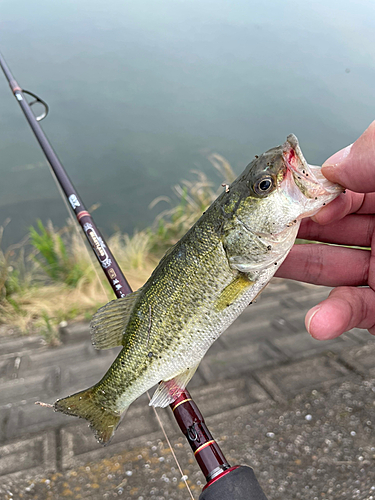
[170,390,230,481]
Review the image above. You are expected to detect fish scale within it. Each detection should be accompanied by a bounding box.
[53,134,343,444]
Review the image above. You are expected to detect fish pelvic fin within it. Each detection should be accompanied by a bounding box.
[149,363,200,408]
[54,387,123,445]
[90,290,141,349]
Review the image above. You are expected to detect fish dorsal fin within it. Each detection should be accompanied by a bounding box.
[90,290,141,349]
[149,363,200,408]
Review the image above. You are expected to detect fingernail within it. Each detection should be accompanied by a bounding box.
[306,306,320,336]
[322,144,352,171]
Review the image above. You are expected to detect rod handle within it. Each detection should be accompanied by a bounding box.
[199,466,268,500]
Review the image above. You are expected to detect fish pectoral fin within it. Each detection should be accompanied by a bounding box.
[90,290,141,349]
[54,386,125,445]
[149,363,200,408]
[215,273,254,311]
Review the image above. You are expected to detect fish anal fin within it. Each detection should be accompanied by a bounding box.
[90,290,140,349]
[149,364,200,408]
[215,273,254,312]
[54,387,124,445]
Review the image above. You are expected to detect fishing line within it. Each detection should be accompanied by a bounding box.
[147,391,196,500]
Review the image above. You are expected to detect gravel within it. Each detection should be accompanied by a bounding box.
[1,376,374,499]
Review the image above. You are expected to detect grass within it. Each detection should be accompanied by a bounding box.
[29,219,86,287]
[0,155,235,342]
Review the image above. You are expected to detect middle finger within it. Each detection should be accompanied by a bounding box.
[298,215,375,248]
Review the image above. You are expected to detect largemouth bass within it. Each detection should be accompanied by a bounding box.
[54,135,342,444]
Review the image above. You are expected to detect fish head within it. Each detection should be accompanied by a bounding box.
[228,134,343,235]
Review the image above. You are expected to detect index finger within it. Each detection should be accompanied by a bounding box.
[311,190,375,224]
[276,244,369,287]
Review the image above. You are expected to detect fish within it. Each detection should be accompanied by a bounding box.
[53,134,343,444]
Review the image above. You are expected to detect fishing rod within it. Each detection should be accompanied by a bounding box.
[0,51,268,500]
[0,54,131,299]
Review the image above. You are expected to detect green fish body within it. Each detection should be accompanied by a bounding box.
[54,135,342,444]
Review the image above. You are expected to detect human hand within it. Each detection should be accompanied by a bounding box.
[276,121,375,339]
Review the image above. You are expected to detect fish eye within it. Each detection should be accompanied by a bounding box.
[254,176,274,196]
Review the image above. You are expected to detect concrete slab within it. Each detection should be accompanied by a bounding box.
[257,355,352,402]
[0,432,56,478]
[200,341,285,382]
[340,342,375,376]
[190,377,270,418]
[60,403,165,469]
[272,331,357,359]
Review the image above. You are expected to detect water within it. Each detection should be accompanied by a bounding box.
[1,0,375,247]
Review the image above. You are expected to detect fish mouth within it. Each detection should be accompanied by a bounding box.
[283,134,343,199]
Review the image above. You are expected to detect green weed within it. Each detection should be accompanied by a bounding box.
[38,311,60,346]
[29,220,86,287]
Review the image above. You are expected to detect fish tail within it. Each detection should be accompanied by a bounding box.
[54,387,123,445]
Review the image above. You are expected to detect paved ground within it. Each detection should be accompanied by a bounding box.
[0,278,374,499]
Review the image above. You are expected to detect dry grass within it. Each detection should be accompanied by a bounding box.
[0,228,158,337]
[0,156,236,340]
[149,153,235,253]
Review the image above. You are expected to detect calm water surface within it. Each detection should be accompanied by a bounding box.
[1,0,375,246]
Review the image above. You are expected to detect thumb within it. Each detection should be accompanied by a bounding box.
[322,120,375,193]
